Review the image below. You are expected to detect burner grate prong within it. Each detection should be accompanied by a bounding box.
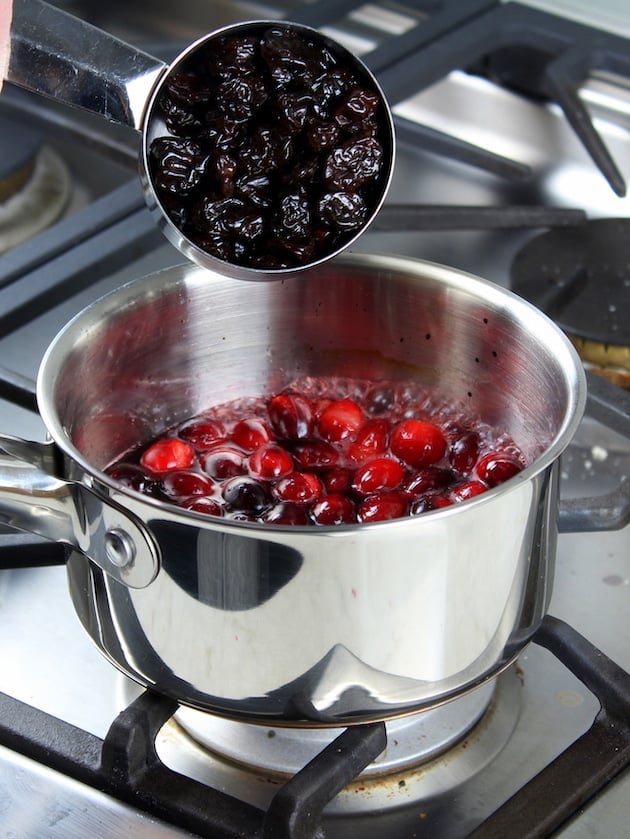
[471,616,630,837]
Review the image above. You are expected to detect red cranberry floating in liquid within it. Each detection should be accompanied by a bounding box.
[290,439,339,471]
[201,446,246,480]
[364,384,396,415]
[348,418,390,463]
[476,452,524,487]
[140,438,195,474]
[410,493,454,515]
[106,463,159,496]
[318,398,365,442]
[450,480,488,503]
[263,502,310,525]
[448,431,480,476]
[357,490,409,523]
[351,456,405,496]
[231,418,272,452]
[178,418,227,449]
[267,393,315,439]
[160,470,215,500]
[248,444,294,480]
[310,494,357,525]
[274,472,323,504]
[322,467,352,495]
[390,419,447,469]
[222,476,271,514]
[402,466,453,498]
[106,377,529,526]
[181,496,225,516]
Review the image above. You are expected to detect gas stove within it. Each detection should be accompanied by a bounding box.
[0,1,629,837]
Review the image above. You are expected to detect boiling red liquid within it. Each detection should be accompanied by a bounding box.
[105,377,527,525]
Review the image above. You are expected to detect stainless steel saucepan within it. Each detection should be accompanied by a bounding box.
[0,254,587,725]
[7,0,395,279]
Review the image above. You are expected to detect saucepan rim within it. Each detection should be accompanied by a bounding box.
[36,253,587,533]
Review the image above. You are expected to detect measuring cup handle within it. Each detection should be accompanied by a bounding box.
[7,0,166,129]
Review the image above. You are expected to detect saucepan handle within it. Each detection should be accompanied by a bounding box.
[559,372,630,533]
[7,0,166,129]
[0,434,160,588]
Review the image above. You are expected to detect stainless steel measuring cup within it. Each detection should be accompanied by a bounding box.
[7,0,395,279]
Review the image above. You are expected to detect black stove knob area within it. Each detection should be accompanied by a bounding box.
[510,218,630,348]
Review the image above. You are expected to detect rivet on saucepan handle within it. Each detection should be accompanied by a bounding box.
[0,435,160,589]
[104,528,137,569]
[76,486,160,589]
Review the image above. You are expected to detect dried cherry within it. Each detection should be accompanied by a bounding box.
[148,24,390,269]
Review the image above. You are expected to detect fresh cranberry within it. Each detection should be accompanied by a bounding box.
[448,431,480,475]
[231,417,272,451]
[222,476,271,514]
[450,480,488,502]
[106,463,159,495]
[347,418,390,463]
[357,491,408,523]
[160,470,215,499]
[318,398,365,442]
[351,456,404,495]
[364,384,395,415]
[390,419,446,468]
[274,472,323,504]
[263,502,310,525]
[106,377,529,525]
[140,438,195,474]
[201,446,246,479]
[310,494,356,525]
[312,397,332,420]
[178,417,227,450]
[402,466,453,497]
[290,440,339,470]
[248,443,294,480]
[410,493,453,514]
[476,452,524,487]
[267,393,315,439]
[322,467,352,494]
[181,496,224,515]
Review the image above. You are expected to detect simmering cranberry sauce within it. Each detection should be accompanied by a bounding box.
[148,25,389,269]
[105,378,527,525]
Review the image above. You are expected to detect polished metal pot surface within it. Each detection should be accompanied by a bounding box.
[0,255,586,724]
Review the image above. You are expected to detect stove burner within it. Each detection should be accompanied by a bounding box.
[149,669,521,816]
[511,218,630,387]
[0,116,71,252]
[510,217,630,342]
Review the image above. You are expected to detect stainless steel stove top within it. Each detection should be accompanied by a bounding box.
[0,2,629,837]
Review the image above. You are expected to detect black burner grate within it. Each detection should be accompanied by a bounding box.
[510,219,630,346]
[370,2,630,196]
[0,616,628,838]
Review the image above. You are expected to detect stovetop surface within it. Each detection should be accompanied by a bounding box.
[0,1,629,837]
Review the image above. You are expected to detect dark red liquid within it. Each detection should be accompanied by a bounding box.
[105,377,527,525]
